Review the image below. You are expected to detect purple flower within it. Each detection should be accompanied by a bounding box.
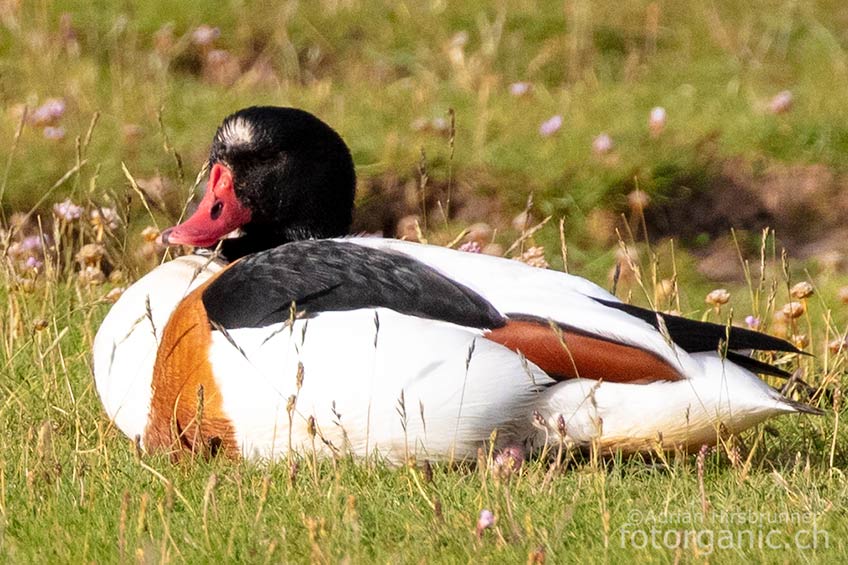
[54,198,83,221]
[509,82,531,96]
[592,133,613,155]
[459,241,482,253]
[43,126,66,140]
[25,256,43,270]
[649,106,666,135]
[21,235,43,251]
[191,24,220,47]
[539,115,563,137]
[430,117,449,132]
[493,445,524,476]
[745,315,761,330]
[769,90,793,114]
[91,207,120,230]
[206,49,231,66]
[30,98,66,126]
[476,509,495,537]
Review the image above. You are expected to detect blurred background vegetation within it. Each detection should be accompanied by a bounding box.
[1,0,848,290]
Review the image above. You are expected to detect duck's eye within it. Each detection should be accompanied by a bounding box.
[210,200,224,220]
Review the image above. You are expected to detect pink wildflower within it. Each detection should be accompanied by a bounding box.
[539,115,563,137]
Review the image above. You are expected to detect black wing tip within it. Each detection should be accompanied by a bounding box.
[593,297,805,355]
[731,326,804,355]
[724,351,791,379]
[781,397,826,416]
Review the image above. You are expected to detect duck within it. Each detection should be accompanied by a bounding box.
[93,106,820,462]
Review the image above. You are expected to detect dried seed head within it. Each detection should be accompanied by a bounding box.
[556,414,567,437]
[827,338,847,355]
[517,246,549,269]
[838,286,848,305]
[138,242,158,261]
[466,222,493,246]
[492,445,524,478]
[396,215,420,242]
[105,287,126,303]
[791,334,809,350]
[108,270,125,283]
[790,281,814,300]
[655,278,675,303]
[75,243,105,266]
[141,226,160,242]
[482,243,504,257]
[705,289,730,307]
[771,312,789,339]
[78,266,105,286]
[295,362,304,390]
[90,207,119,230]
[782,301,805,319]
[10,212,30,231]
[306,415,316,438]
[512,210,533,232]
[532,409,547,429]
[627,190,650,212]
[33,319,49,332]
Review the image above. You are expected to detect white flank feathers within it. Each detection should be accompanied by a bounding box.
[210,308,553,462]
[534,353,797,452]
[93,255,222,441]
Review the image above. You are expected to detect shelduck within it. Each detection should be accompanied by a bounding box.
[93,106,819,462]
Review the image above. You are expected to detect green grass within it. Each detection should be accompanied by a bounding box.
[1,275,846,562]
[0,276,846,562]
[1,0,848,562]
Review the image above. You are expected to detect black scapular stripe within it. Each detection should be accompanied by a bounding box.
[202,240,507,330]
[724,351,791,378]
[593,298,802,354]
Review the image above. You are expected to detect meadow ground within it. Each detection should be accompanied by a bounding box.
[1,1,848,562]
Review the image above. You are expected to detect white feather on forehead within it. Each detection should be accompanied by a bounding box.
[217,116,255,147]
